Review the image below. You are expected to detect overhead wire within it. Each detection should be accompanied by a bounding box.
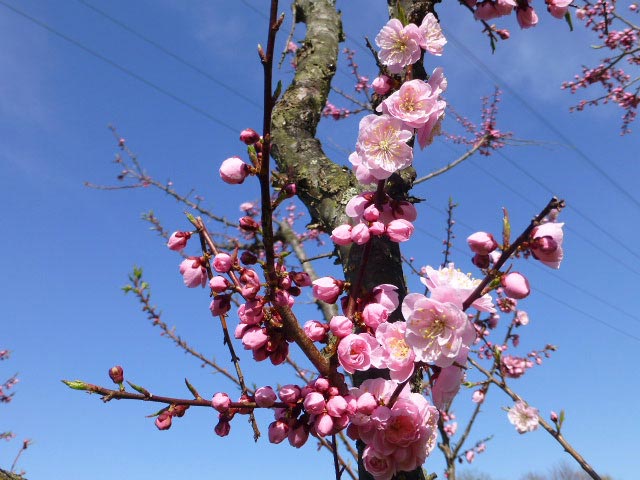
[0,0,241,134]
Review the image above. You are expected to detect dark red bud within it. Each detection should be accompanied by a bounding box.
[240,251,258,265]
[108,365,124,384]
[284,184,297,197]
[472,254,491,269]
[240,128,261,145]
[239,216,260,232]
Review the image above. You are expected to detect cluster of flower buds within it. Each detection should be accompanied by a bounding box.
[218,128,264,185]
[331,192,418,245]
[155,404,189,431]
[468,0,572,30]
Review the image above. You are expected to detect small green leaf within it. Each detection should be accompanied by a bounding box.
[62,380,89,391]
[564,11,573,32]
[396,3,408,25]
[502,207,511,248]
[127,381,151,397]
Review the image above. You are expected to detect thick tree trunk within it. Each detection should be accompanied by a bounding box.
[271,1,426,479]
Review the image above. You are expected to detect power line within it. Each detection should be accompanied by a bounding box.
[444,29,640,212]
[0,0,241,134]
[76,0,262,110]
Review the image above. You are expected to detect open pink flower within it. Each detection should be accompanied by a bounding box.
[375,19,422,73]
[507,401,539,433]
[337,333,378,374]
[370,321,415,382]
[419,13,447,55]
[179,257,207,288]
[422,263,495,312]
[378,80,439,128]
[355,115,414,180]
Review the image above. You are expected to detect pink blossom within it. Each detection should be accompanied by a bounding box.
[213,253,233,273]
[268,420,289,444]
[155,412,172,430]
[239,268,261,299]
[375,19,422,74]
[241,326,268,351]
[209,276,230,293]
[516,5,539,28]
[273,289,294,308]
[507,401,539,433]
[363,204,381,222]
[326,395,349,417]
[362,302,390,330]
[501,272,531,299]
[349,151,378,185]
[312,277,344,304]
[314,413,335,436]
[465,450,475,463]
[214,418,231,437]
[530,222,564,268]
[239,128,260,145]
[209,294,231,316]
[337,333,378,374]
[472,390,485,403]
[419,13,447,56]
[392,201,418,222]
[303,391,326,415]
[370,321,415,382]
[546,0,573,19]
[422,263,495,312]
[303,320,328,342]
[402,294,475,367]
[372,75,393,95]
[219,156,250,184]
[331,224,353,246]
[369,221,386,236]
[515,310,529,326]
[255,386,277,407]
[287,424,308,448]
[355,114,414,180]
[378,79,439,128]
[363,446,396,480]
[179,257,207,288]
[432,347,469,410]
[330,315,354,338]
[373,284,400,312]
[290,271,311,287]
[211,392,231,413]
[386,219,414,242]
[467,231,498,255]
[351,222,371,245]
[501,355,533,378]
[167,231,191,251]
[278,384,302,404]
[238,299,264,325]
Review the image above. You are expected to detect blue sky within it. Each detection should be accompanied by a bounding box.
[1,1,638,479]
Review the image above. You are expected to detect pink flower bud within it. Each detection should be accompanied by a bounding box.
[393,201,418,222]
[371,75,392,95]
[212,392,231,413]
[329,315,354,338]
[268,420,289,444]
[108,365,124,384]
[273,289,294,307]
[326,395,348,417]
[515,310,529,326]
[550,411,559,422]
[209,294,232,316]
[465,450,475,463]
[278,384,302,404]
[213,253,233,273]
[155,412,172,430]
[386,219,414,242]
[472,253,491,269]
[254,386,276,407]
[288,424,309,448]
[312,277,344,304]
[239,216,260,232]
[284,183,297,197]
[241,326,269,350]
[350,223,371,245]
[368,221,385,236]
[363,204,380,222]
[214,418,231,437]
[209,276,230,293]
[303,320,328,342]
[496,28,510,40]
[356,392,377,415]
[472,390,485,403]
[501,272,531,299]
[303,391,326,415]
[290,271,312,287]
[240,250,258,265]
[219,156,250,184]
[314,413,335,436]
[179,257,207,288]
[167,231,191,251]
[467,231,499,255]
[516,5,538,28]
[362,302,389,330]
[239,128,260,145]
[314,377,330,392]
[331,224,353,246]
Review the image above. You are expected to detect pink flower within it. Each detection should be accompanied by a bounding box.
[290,271,311,287]
[314,413,335,436]
[167,231,191,251]
[312,277,344,304]
[465,450,475,463]
[278,384,302,404]
[351,222,371,245]
[241,326,268,351]
[472,390,485,403]
[516,5,539,28]
[530,222,564,268]
[179,257,207,288]
[239,128,260,145]
[213,253,233,273]
[331,224,353,246]
[392,201,418,222]
[255,386,277,407]
[419,13,447,55]
[373,284,400,312]
[386,219,414,242]
[303,391,326,415]
[268,420,289,444]
[378,79,439,128]
[431,347,468,410]
[337,333,379,374]
[372,75,393,95]
[155,412,172,430]
[467,231,498,255]
[362,302,390,330]
[209,294,231,316]
[238,299,264,325]
[303,320,328,342]
[211,392,231,412]
[370,321,415,382]
[402,294,475,367]
[288,424,309,448]
[500,355,533,378]
[363,446,395,480]
[501,272,530,299]
[330,315,354,338]
[515,310,529,326]
[209,276,230,293]
[546,0,572,19]
[219,156,250,184]
[422,263,495,312]
[507,401,539,433]
[326,395,349,417]
[375,19,422,74]
[355,114,413,180]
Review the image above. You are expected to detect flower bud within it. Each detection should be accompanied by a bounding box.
[167,231,191,251]
[467,232,498,255]
[214,418,231,437]
[386,219,414,242]
[108,365,124,385]
[209,276,230,293]
[155,412,172,430]
[240,250,258,265]
[303,320,328,342]
[284,183,297,197]
[290,271,311,287]
[219,157,250,184]
[329,316,354,338]
[255,386,277,408]
[501,272,531,299]
[268,420,289,444]
[331,224,353,246]
[212,392,231,413]
[239,216,260,232]
[239,128,260,145]
[213,253,233,273]
[210,294,232,316]
[303,391,326,415]
[279,384,302,404]
[472,253,491,269]
[371,75,392,95]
